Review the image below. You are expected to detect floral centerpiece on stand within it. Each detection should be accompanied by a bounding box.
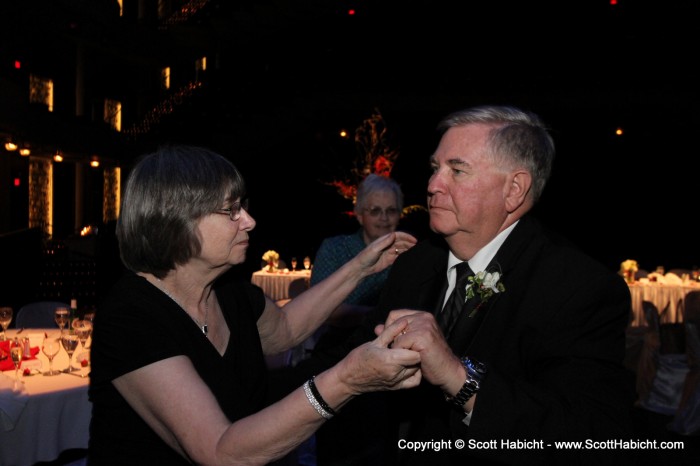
[324,109,426,219]
[620,259,638,284]
[262,250,280,273]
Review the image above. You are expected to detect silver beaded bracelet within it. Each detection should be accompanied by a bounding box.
[303,378,334,420]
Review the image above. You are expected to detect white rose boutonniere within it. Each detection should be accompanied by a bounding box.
[465,270,505,318]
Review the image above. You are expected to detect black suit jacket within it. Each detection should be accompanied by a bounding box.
[285,216,635,465]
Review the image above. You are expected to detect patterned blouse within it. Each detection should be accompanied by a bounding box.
[310,229,391,306]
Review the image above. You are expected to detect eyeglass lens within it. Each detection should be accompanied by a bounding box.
[222,198,249,221]
[366,207,399,217]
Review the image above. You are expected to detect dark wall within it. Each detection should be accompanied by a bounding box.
[0,228,42,317]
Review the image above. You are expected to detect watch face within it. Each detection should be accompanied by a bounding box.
[466,357,487,375]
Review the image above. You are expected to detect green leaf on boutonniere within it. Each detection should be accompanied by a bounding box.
[465,270,505,317]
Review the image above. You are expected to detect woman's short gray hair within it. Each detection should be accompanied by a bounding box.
[117,145,246,278]
[354,174,404,213]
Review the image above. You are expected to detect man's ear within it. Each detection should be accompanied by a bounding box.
[504,170,532,213]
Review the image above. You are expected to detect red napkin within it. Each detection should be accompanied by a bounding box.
[0,341,40,371]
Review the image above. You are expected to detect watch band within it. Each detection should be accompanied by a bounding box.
[445,356,487,409]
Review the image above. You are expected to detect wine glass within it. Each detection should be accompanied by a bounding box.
[60,332,80,372]
[10,340,24,383]
[55,307,70,332]
[72,319,93,349]
[291,257,298,271]
[83,309,96,325]
[0,307,12,341]
[42,332,62,376]
[303,256,311,270]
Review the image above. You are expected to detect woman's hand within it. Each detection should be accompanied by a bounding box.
[332,318,422,396]
[375,310,464,392]
[353,231,418,277]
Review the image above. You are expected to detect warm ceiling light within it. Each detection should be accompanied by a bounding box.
[5,142,18,151]
[19,148,31,156]
[53,152,64,162]
[90,159,100,168]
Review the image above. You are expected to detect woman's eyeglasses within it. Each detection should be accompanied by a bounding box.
[363,207,400,218]
[215,198,249,221]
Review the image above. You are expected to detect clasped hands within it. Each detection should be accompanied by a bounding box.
[344,310,466,398]
[375,310,465,393]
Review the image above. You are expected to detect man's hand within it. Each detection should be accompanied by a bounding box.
[376,310,465,393]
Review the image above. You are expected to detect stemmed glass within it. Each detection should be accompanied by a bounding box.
[72,319,93,350]
[83,310,96,325]
[10,340,24,383]
[291,257,297,271]
[303,256,311,271]
[83,311,95,348]
[0,307,12,341]
[60,332,80,372]
[55,307,69,333]
[42,332,62,376]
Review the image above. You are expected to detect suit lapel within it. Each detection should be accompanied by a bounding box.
[412,236,450,315]
[447,268,502,354]
[422,275,448,321]
[448,216,544,356]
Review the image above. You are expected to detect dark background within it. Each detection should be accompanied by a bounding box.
[3,0,699,286]
[186,0,699,277]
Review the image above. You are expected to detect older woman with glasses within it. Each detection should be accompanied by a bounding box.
[87,146,419,465]
[302,173,404,465]
[310,174,404,330]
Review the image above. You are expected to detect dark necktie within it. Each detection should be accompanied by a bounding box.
[437,261,473,337]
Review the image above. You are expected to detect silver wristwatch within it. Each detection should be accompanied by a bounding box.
[445,356,487,409]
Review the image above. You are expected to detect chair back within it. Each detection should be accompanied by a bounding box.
[685,290,700,325]
[637,300,692,417]
[288,278,309,299]
[670,321,700,435]
[15,301,69,328]
[684,291,700,374]
[636,301,662,401]
[642,300,661,332]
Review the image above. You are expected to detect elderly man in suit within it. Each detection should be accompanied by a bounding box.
[279,105,634,465]
[364,105,634,465]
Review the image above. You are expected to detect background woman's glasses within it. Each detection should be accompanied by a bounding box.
[364,207,400,218]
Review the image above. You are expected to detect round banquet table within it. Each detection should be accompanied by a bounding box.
[628,281,700,326]
[251,270,311,301]
[0,328,91,466]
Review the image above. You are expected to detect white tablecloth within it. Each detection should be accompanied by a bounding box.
[251,270,311,301]
[628,282,700,326]
[0,329,91,466]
